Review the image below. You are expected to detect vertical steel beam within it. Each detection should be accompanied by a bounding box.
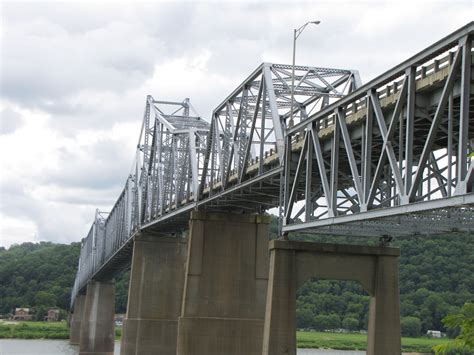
[224,89,247,187]
[285,132,309,219]
[198,119,212,197]
[263,64,285,163]
[170,135,177,208]
[336,108,363,204]
[305,124,313,221]
[330,118,340,217]
[362,94,373,210]
[214,115,224,188]
[282,134,292,226]
[189,129,199,197]
[447,93,453,197]
[260,81,267,174]
[457,35,471,191]
[240,79,263,182]
[310,127,331,214]
[404,66,416,199]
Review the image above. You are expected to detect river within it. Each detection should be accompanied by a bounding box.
[0,339,367,354]
[0,339,428,354]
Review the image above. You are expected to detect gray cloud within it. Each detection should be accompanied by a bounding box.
[0,108,23,134]
[1,20,161,101]
[44,138,135,190]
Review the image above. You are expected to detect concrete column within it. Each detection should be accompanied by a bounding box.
[69,294,86,345]
[177,212,270,355]
[120,234,187,355]
[367,255,401,355]
[79,280,115,355]
[262,248,297,355]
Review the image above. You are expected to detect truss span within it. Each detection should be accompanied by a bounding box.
[71,23,474,307]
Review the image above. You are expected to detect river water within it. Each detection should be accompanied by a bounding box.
[0,339,427,354]
[0,339,366,354]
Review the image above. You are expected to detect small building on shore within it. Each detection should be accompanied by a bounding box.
[13,308,33,321]
[44,308,60,322]
[427,330,442,338]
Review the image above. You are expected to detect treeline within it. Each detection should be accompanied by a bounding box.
[0,242,80,320]
[1,224,472,337]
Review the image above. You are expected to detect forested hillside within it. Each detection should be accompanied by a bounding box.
[0,242,81,319]
[1,226,472,336]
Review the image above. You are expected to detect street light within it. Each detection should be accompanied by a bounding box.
[290,20,320,127]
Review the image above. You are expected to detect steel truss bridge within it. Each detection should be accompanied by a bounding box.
[72,23,474,306]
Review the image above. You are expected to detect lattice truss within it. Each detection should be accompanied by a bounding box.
[283,33,474,237]
[134,97,210,226]
[199,63,359,197]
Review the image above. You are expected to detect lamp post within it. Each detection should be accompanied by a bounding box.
[290,20,320,127]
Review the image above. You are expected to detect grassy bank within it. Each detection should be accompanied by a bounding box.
[297,330,447,353]
[0,321,69,339]
[0,321,124,340]
[0,322,448,353]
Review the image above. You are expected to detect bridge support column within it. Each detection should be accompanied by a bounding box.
[120,234,187,355]
[69,294,86,345]
[367,253,402,354]
[79,280,115,355]
[262,241,401,355]
[177,211,270,355]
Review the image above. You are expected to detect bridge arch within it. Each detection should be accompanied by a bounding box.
[262,240,401,355]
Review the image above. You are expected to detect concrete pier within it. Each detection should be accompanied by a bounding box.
[79,280,115,355]
[367,254,402,354]
[120,234,187,355]
[177,212,270,355]
[262,240,401,355]
[69,294,86,345]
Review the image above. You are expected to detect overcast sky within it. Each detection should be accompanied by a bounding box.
[0,0,472,248]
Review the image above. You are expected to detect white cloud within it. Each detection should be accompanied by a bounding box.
[0,104,136,245]
[0,214,38,248]
[0,0,472,247]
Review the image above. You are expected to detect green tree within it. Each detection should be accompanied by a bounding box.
[342,317,359,331]
[401,316,422,337]
[314,314,340,331]
[34,305,48,321]
[433,303,474,354]
[296,308,315,329]
[35,291,56,306]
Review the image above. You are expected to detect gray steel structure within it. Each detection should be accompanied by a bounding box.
[71,23,474,307]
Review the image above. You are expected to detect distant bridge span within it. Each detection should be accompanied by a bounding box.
[70,23,473,355]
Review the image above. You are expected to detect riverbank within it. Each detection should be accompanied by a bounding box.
[297,331,446,353]
[0,321,123,340]
[0,321,69,339]
[0,321,448,353]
